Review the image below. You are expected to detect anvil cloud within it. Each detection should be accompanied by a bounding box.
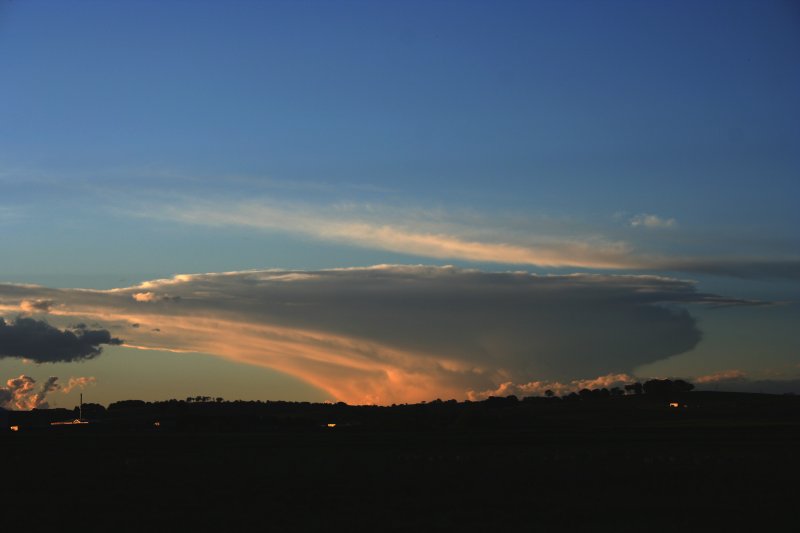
[0,266,758,404]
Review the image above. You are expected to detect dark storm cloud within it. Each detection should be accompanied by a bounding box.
[0,317,122,363]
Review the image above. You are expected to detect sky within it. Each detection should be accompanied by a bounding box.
[1,0,798,408]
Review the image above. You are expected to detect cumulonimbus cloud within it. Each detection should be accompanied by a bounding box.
[0,266,761,404]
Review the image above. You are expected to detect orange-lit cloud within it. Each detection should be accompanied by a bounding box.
[19,299,54,313]
[0,375,58,410]
[0,266,760,404]
[467,373,637,400]
[143,200,635,269]
[62,376,97,393]
[695,369,747,384]
[129,199,800,279]
[0,374,96,410]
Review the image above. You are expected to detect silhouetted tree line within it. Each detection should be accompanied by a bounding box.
[3,378,702,433]
[623,379,694,397]
[9,381,800,435]
[100,379,696,415]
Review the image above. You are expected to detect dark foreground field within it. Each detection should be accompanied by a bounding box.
[3,392,799,531]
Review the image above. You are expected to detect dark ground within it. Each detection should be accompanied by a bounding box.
[3,392,799,531]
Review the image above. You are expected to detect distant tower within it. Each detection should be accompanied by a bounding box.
[79,393,83,422]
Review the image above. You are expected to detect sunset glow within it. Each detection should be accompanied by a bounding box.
[0,0,797,408]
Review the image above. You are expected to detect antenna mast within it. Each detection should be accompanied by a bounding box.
[79,393,83,422]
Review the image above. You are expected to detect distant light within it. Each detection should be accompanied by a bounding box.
[50,419,89,426]
[327,423,336,428]
[10,425,19,432]
[669,402,680,408]
[154,421,161,427]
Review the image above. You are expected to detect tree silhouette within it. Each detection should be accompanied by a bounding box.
[642,379,695,396]
[625,383,643,395]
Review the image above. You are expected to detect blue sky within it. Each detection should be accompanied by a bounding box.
[0,1,798,406]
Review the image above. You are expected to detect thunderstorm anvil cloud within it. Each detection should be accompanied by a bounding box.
[0,266,760,404]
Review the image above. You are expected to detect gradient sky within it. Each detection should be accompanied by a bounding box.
[1,0,798,407]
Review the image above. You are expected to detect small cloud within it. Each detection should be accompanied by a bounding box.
[19,299,54,314]
[132,292,180,303]
[62,376,97,393]
[133,292,158,302]
[695,369,747,384]
[629,213,677,229]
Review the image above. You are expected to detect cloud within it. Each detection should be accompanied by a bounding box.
[468,373,637,400]
[137,200,638,269]
[695,369,748,384]
[690,370,800,394]
[629,213,677,229]
[129,199,800,279]
[0,374,96,410]
[0,317,122,363]
[61,376,97,393]
[0,375,57,410]
[694,376,800,394]
[132,292,180,303]
[19,299,54,313]
[0,266,761,404]
[651,258,800,280]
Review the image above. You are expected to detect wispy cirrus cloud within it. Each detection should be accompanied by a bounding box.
[128,198,800,279]
[0,266,762,404]
[138,199,635,269]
